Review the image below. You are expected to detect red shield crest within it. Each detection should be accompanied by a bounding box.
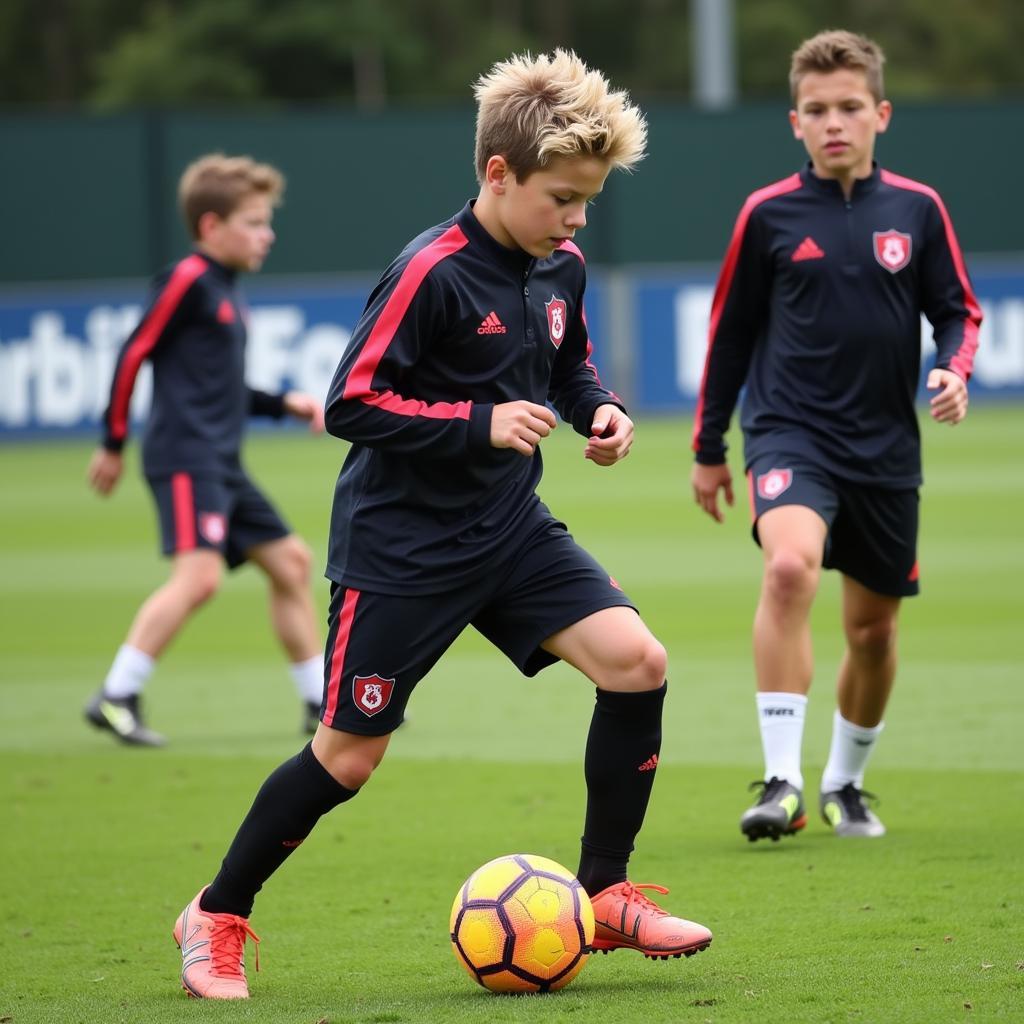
[198,512,227,544]
[757,468,793,501]
[873,230,912,273]
[353,674,395,717]
[545,296,567,348]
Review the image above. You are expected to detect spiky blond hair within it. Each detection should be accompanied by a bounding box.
[790,30,886,104]
[473,49,647,183]
[178,153,284,239]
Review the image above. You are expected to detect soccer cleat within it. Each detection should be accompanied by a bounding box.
[590,881,712,960]
[740,776,807,842]
[820,783,886,837]
[84,691,166,747]
[173,887,260,999]
[303,700,321,735]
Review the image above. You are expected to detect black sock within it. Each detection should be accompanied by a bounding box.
[201,743,357,917]
[577,682,666,897]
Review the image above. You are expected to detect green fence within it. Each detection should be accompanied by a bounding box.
[2,100,1020,283]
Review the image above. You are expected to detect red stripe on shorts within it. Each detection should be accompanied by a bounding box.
[323,588,361,727]
[171,472,196,552]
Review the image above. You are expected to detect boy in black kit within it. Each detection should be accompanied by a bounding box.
[691,30,982,842]
[86,154,327,745]
[173,50,711,1000]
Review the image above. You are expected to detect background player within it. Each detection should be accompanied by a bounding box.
[691,30,981,841]
[86,153,327,746]
[171,50,711,1000]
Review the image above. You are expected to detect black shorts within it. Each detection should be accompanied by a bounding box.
[318,519,636,735]
[147,471,290,569]
[746,454,920,598]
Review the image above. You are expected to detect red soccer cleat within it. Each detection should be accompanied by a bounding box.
[590,881,712,960]
[172,887,260,999]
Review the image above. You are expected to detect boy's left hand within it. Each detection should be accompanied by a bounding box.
[284,391,325,433]
[927,368,968,425]
[585,404,633,466]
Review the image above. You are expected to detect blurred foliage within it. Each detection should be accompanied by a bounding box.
[2,0,1022,108]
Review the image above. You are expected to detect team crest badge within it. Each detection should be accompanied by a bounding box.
[545,296,567,348]
[353,674,395,717]
[757,468,793,501]
[198,512,227,544]
[873,230,912,273]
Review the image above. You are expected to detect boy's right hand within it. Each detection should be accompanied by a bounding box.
[88,448,123,495]
[490,400,557,456]
[691,462,734,523]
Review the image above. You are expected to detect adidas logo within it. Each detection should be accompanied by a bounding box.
[477,311,507,334]
[637,754,659,772]
[792,236,825,261]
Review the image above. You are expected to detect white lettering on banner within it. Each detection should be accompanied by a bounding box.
[294,324,351,400]
[673,287,1023,399]
[0,303,352,430]
[674,286,715,397]
[247,307,304,393]
[246,308,350,403]
[973,299,1024,386]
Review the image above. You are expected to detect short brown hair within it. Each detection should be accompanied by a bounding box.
[177,153,285,239]
[473,49,647,184]
[790,30,886,104]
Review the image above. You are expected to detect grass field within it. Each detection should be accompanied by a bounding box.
[1,407,1022,1024]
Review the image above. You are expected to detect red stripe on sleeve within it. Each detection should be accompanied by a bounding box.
[323,588,361,727]
[880,170,982,380]
[108,254,208,441]
[343,225,471,420]
[171,472,196,552]
[692,174,802,450]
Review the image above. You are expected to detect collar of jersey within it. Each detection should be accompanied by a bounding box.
[191,249,238,282]
[800,160,881,199]
[457,201,536,276]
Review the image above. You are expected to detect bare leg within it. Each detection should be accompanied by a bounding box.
[125,548,223,657]
[752,505,828,696]
[836,574,901,727]
[248,535,320,662]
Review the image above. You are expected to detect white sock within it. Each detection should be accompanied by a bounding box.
[290,654,324,704]
[821,711,884,793]
[756,691,807,790]
[103,644,155,699]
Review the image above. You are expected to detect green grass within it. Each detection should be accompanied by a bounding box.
[1,407,1022,1024]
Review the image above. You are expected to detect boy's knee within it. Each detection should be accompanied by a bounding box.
[182,564,221,607]
[322,750,378,790]
[602,634,667,692]
[637,637,668,689]
[276,537,314,590]
[847,616,897,659]
[764,549,818,605]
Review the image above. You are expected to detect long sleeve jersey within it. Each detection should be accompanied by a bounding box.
[101,252,285,478]
[692,163,982,487]
[323,201,623,595]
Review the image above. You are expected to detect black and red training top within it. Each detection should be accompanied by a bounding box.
[323,201,623,595]
[101,252,285,478]
[692,163,982,487]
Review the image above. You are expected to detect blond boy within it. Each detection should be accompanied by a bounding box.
[172,52,711,1000]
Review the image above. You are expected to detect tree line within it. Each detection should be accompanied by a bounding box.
[4,0,1022,109]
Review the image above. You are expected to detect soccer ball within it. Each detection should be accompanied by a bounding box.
[449,853,595,994]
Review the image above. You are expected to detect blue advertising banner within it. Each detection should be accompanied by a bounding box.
[1,264,1021,437]
[633,263,1024,411]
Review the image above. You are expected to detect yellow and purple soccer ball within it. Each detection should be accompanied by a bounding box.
[449,853,595,994]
